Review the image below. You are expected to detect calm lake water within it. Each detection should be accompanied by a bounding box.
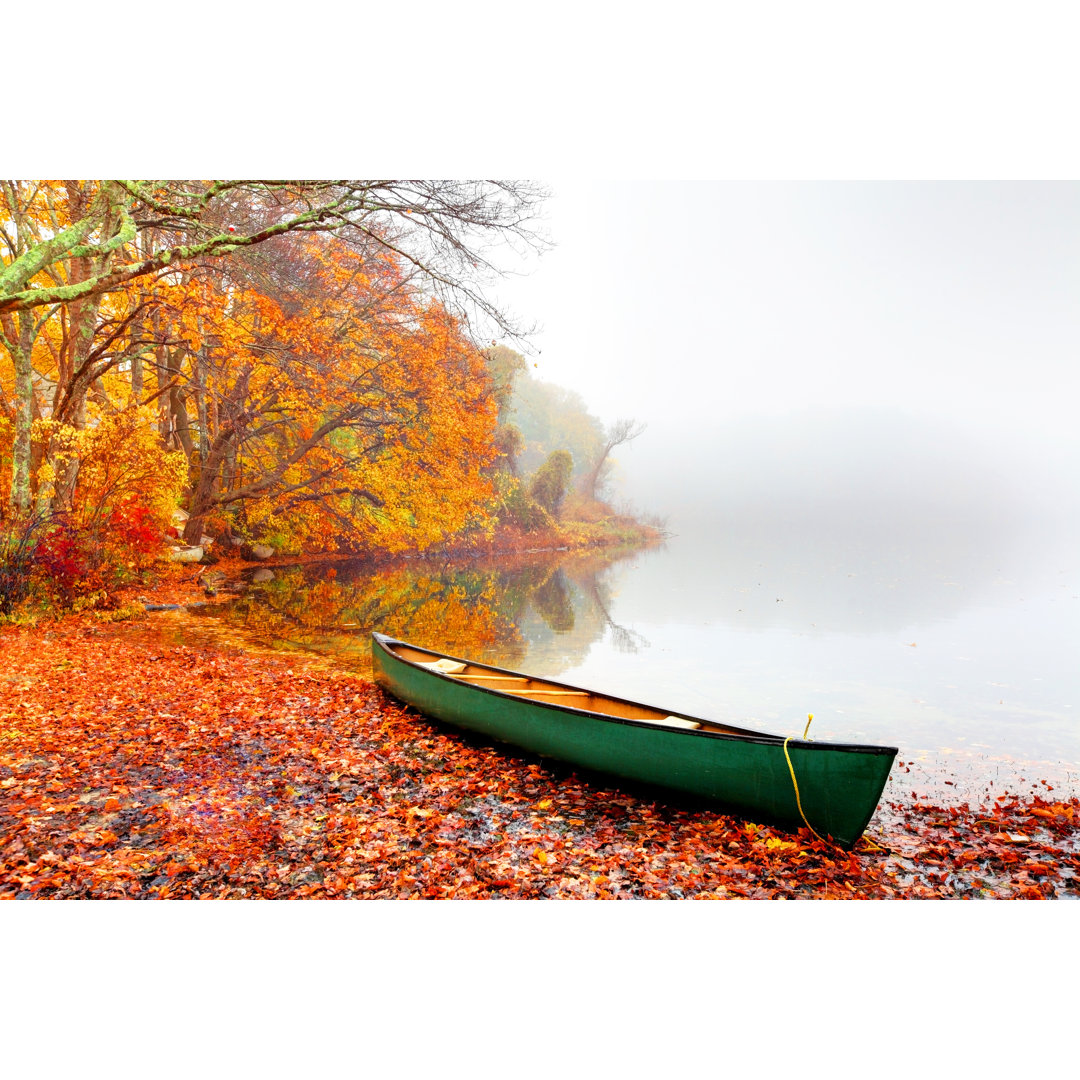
[198,510,1080,808]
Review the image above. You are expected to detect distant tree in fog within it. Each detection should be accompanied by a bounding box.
[510,372,604,479]
[580,418,646,501]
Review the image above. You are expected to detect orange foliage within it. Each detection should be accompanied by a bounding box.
[126,234,497,552]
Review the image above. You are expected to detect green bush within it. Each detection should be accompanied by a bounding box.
[500,483,553,533]
[527,450,573,516]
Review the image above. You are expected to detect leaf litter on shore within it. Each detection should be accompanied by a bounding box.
[2,611,1077,900]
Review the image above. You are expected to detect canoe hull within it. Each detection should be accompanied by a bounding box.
[371,634,897,848]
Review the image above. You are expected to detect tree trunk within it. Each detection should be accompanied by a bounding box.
[49,182,109,512]
[193,344,209,464]
[182,430,236,543]
[130,351,143,401]
[163,344,194,459]
[2,312,34,515]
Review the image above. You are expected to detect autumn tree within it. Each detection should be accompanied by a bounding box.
[483,345,529,476]
[491,423,525,475]
[124,232,500,551]
[484,344,527,419]
[1,180,547,522]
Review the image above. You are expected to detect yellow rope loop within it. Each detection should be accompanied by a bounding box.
[786,715,885,854]
[783,735,829,845]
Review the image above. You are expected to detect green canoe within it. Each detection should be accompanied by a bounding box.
[371,633,897,848]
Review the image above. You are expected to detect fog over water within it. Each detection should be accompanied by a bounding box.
[488,181,1080,791]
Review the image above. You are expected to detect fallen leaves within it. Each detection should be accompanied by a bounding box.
[2,614,1079,899]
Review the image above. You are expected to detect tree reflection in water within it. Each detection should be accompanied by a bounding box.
[200,544,656,675]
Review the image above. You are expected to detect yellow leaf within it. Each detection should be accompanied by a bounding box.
[765,837,798,853]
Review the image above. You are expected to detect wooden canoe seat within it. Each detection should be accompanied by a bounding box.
[420,658,468,674]
[650,715,702,730]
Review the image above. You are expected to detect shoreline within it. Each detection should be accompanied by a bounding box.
[196,513,669,574]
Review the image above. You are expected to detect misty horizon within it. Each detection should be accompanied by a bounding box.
[602,403,1080,539]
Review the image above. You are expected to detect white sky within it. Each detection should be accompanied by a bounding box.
[494,179,1080,439]
[489,180,1080,518]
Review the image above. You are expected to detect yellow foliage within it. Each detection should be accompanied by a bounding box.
[34,407,187,532]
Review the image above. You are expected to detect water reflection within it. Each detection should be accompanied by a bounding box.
[204,545,655,676]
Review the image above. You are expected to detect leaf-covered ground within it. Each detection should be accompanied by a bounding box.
[2,600,1078,899]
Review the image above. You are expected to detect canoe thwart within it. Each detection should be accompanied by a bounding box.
[446,673,529,682]
[654,715,703,730]
[500,689,591,697]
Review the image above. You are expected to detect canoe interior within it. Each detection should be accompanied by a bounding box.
[387,642,758,734]
[381,639,890,751]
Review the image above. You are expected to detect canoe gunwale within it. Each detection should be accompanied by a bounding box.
[371,633,898,758]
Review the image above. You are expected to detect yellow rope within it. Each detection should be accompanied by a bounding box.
[785,714,888,854]
[784,715,829,844]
